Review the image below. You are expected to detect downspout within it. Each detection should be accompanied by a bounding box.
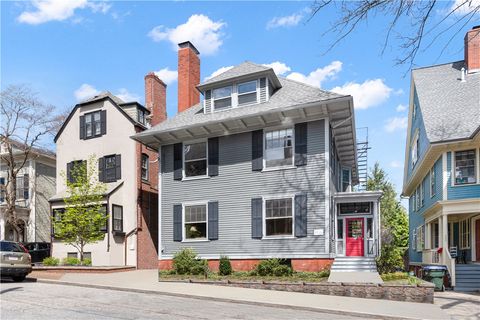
[158,147,162,263]
[106,196,110,252]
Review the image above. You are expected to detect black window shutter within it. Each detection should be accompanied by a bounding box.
[173,204,182,242]
[295,122,308,166]
[208,137,219,176]
[98,157,105,182]
[251,130,263,171]
[100,110,107,136]
[208,201,219,240]
[295,193,307,237]
[251,197,263,239]
[173,143,183,180]
[79,115,85,140]
[115,155,121,180]
[67,162,72,183]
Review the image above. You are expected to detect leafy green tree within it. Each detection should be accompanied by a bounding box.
[54,155,107,262]
[367,162,408,273]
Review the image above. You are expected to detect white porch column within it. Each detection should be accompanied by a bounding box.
[425,222,431,250]
[441,214,448,264]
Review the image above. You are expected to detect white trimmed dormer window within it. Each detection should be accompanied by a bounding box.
[237,80,257,105]
[411,133,419,168]
[213,86,232,111]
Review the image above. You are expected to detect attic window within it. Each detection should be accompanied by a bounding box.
[238,80,257,105]
[213,86,232,111]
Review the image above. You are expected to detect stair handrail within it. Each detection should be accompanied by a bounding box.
[445,249,456,287]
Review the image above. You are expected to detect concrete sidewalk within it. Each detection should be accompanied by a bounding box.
[33,270,449,320]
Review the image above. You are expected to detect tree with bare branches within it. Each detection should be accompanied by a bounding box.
[0,84,60,241]
[309,0,480,69]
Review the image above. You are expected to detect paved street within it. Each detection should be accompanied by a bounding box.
[0,280,360,320]
[434,290,480,320]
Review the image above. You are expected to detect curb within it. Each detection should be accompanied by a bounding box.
[36,278,420,320]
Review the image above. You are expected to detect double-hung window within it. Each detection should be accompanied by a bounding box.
[112,205,123,233]
[138,109,146,125]
[454,150,476,185]
[430,167,436,197]
[416,225,424,252]
[265,198,293,237]
[85,111,101,138]
[412,134,419,167]
[184,204,207,240]
[237,80,257,105]
[184,141,207,178]
[104,155,117,182]
[264,128,293,168]
[459,219,471,249]
[212,86,232,111]
[141,154,149,181]
[420,181,425,207]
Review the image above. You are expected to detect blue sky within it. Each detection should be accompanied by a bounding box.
[2,1,478,198]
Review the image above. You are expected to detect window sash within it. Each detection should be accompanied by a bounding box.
[184,204,207,240]
[237,80,257,105]
[264,198,293,237]
[454,150,476,185]
[141,155,149,180]
[184,142,208,178]
[459,219,470,249]
[85,111,101,138]
[430,168,436,197]
[104,156,116,182]
[112,205,123,232]
[264,128,294,168]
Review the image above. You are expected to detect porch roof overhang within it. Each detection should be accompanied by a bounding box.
[333,191,383,204]
[133,96,359,183]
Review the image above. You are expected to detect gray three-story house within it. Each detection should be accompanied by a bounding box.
[134,41,382,272]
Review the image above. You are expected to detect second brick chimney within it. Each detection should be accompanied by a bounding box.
[178,41,200,113]
[144,72,167,126]
[465,26,480,72]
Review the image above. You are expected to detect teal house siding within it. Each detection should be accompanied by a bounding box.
[446,151,480,200]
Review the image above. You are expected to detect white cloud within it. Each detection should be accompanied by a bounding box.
[450,0,480,14]
[204,66,234,81]
[389,160,403,168]
[267,13,303,29]
[17,0,110,25]
[154,67,178,85]
[115,88,140,102]
[74,83,100,101]
[286,61,343,87]
[396,104,408,112]
[263,61,291,75]
[148,14,225,56]
[331,79,392,110]
[384,116,408,133]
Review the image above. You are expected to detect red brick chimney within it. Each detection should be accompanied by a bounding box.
[144,72,167,126]
[465,26,480,72]
[178,41,200,113]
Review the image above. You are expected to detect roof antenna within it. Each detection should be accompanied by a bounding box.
[461,67,466,82]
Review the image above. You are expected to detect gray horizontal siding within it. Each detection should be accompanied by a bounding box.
[160,119,327,258]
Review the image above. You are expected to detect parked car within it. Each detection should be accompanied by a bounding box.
[23,242,51,264]
[0,241,32,282]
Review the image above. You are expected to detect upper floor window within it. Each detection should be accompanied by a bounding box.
[105,155,117,182]
[16,174,29,200]
[420,180,425,207]
[112,204,123,233]
[264,128,293,168]
[138,109,146,125]
[213,86,232,111]
[98,155,121,183]
[67,160,86,184]
[184,141,207,178]
[0,177,5,203]
[430,167,436,197]
[265,197,293,237]
[454,149,476,185]
[238,80,257,105]
[80,110,105,140]
[411,134,419,168]
[141,154,149,181]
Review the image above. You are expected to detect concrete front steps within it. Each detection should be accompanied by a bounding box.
[454,264,480,292]
[330,257,378,272]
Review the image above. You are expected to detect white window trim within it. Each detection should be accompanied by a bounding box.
[182,139,209,180]
[210,79,262,113]
[416,225,424,252]
[141,154,149,181]
[411,131,419,168]
[237,79,259,107]
[452,149,477,186]
[182,201,209,242]
[212,85,233,112]
[420,180,425,208]
[262,194,295,239]
[262,126,295,171]
[430,167,436,198]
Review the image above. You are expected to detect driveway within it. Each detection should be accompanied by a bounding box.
[434,290,480,320]
[0,280,360,320]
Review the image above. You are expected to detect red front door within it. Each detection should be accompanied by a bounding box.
[346,218,364,256]
[476,220,480,262]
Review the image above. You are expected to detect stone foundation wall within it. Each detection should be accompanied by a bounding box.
[160,279,435,304]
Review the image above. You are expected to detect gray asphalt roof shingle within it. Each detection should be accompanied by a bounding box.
[412,61,480,142]
[137,76,346,136]
[202,62,272,85]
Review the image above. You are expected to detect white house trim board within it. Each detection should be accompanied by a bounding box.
[324,117,330,254]
[442,152,448,200]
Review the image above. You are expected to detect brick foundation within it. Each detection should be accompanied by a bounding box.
[159,258,333,272]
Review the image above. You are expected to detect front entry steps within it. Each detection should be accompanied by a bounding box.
[454,264,480,292]
[328,257,383,284]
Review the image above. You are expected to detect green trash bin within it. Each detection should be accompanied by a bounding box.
[423,265,448,291]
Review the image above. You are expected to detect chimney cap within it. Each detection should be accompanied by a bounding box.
[178,41,200,55]
[472,25,480,30]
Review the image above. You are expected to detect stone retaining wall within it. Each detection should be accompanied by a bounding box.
[159,279,435,303]
[33,266,136,273]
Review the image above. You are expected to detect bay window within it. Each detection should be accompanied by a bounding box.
[184,141,207,177]
[264,128,293,168]
[455,150,476,185]
[265,198,293,237]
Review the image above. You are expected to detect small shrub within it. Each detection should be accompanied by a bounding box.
[219,256,232,276]
[381,272,409,281]
[81,258,92,266]
[190,259,209,276]
[173,248,198,275]
[42,257,59,266]
[255,259,292,277]
[62,257,80,266]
